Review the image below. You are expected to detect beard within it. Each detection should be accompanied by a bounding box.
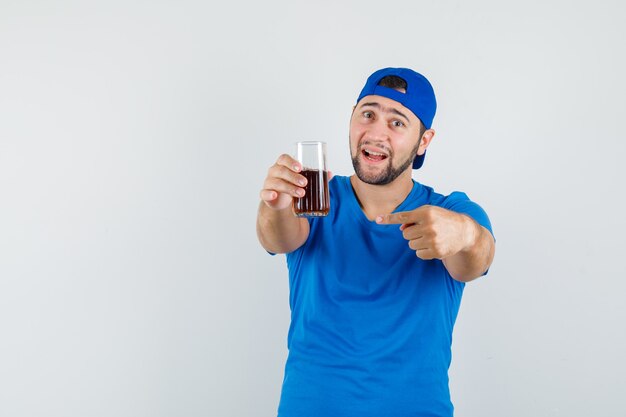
[351,139,422,185]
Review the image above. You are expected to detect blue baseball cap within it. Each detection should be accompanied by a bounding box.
[356,67,437,169]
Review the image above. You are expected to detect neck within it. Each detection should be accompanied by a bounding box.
[350,170,414,221]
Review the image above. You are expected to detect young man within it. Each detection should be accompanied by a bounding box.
[257,68,495,417]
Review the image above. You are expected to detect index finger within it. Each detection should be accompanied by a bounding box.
[276,154,302,172]
[375,211,415,225]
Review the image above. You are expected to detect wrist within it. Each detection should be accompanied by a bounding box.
[460,214,479,253]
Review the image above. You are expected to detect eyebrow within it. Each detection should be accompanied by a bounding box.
[359,102,410,124]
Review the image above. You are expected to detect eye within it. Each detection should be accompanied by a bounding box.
[391,120,405,128]
[362,111,373,119]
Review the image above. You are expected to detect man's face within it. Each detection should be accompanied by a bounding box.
[349,95,425,185]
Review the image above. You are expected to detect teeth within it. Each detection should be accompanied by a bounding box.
[365,149,387,157]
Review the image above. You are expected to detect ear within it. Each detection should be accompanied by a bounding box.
[417,129,435,156]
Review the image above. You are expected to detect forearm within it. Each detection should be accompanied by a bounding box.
[442,215,495,282]
[256,201,309,254]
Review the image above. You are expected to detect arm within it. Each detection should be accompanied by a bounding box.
[256,154,310,254]
[257,202,309,254]
[376,206,495,282]
[440,213,495,282]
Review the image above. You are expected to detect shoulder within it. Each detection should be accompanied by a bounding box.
[330,175,349,185]
[419,183,493,235]
[416,182,476,208]
[329,175,349,194]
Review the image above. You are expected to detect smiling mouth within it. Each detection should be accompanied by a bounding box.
[362,148,389,162]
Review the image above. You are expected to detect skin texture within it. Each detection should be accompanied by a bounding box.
[256,154,310,255]
[257,94,495,282]
[376,207,495,282]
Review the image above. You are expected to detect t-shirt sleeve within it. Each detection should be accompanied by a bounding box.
[442,191,494,238]
[441,191,495,277]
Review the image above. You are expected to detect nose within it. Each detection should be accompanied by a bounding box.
[365,119,391,142]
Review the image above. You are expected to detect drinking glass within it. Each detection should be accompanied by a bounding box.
[292,141,330,217]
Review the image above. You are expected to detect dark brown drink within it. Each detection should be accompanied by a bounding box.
[293,169,330,217]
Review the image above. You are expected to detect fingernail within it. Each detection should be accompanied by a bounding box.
[299,179,306,186]
[375,216,383,223]
[294,164,301,172]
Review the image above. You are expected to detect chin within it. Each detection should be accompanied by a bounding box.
[354,167,395,186]
[353,156,412,186]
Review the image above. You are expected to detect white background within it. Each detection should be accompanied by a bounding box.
[1,0,625,416]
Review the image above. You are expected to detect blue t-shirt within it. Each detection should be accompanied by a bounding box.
[278,175,493,417]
